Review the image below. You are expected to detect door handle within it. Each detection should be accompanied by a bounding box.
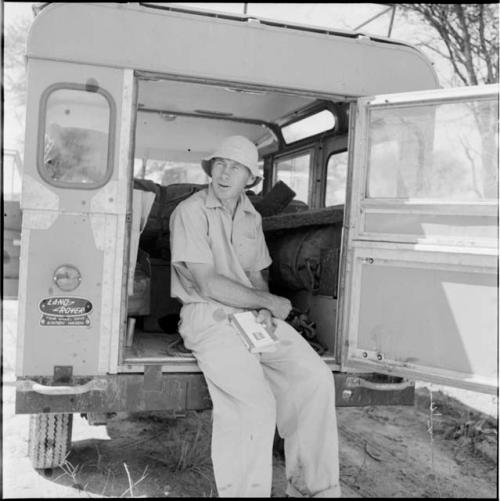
[17,378,107,395]
[346,376,413,391]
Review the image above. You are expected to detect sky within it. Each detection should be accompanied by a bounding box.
[4,2,34,16]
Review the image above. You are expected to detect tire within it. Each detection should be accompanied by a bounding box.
[28,413,73,469]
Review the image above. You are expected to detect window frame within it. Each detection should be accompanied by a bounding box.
[324,148,348,207]
[37,82,116,190]
[272,146,315,206]
[278,103,345,147]
[281,108,337,145]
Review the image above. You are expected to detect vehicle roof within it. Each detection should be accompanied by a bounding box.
[28,2,439,98]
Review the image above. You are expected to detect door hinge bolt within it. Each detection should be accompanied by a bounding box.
[342,389,353,400]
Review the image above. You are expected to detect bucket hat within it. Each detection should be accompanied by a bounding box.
[201,135,261,188]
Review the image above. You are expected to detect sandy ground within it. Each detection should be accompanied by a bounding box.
[2,299,498,498]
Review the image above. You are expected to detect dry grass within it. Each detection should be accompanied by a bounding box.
[54,454,87,492]
[42,410,216,497]
[171,413,211,473]
[416,387,498,466]
[426,388,443,498]
[120,463,149,498]
[130,410,213,473]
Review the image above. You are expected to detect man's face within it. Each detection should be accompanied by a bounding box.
[210,157,255,201]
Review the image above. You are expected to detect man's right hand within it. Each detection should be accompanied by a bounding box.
[268,294,292,320]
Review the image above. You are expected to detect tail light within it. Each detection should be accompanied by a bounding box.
[53,265,81,291]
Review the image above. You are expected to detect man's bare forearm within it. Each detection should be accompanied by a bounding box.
[186,262,291,318]
[247,269,269,292]
[202,273,274,310]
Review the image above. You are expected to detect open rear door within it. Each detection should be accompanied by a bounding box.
[338,84,498,394]
[16,60,134,379]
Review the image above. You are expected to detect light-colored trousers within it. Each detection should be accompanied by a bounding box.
[179,301,341,498]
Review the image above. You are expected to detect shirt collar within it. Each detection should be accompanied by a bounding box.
[206,183,258,215]
[206,183,222,209]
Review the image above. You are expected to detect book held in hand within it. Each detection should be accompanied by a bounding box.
[229,311,279,353]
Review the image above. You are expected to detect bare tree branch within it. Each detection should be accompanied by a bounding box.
[436,24,471,86]
[454,5,478,85]
[398,3,499,86]
[414,41,450,61]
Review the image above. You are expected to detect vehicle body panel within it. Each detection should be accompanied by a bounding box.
[28,3,438,98]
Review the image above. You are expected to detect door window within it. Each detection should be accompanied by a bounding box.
[366,98,498,201]
[39,86,115,188]
[325,151,348,206]
[275,151,311,204]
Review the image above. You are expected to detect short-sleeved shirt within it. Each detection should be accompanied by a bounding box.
[170,183,272,305]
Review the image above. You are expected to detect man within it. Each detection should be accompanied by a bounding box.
[169,135,340,497]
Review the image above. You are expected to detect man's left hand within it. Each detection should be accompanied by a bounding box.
[256,309,276,333]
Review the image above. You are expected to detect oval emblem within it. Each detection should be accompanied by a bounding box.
[39,297,93,317]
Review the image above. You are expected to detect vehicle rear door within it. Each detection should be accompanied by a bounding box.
[16,60,135,378]
[338,84,498,394]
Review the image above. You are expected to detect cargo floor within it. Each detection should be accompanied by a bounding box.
[123,331,196,362]
[123,330,334,364]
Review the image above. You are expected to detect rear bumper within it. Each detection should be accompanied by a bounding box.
[15,370,414,414]
[15,368,211,414]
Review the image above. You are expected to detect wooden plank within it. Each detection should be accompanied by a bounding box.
[263,206,344,232]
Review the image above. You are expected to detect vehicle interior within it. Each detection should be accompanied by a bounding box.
[122,73,351,370]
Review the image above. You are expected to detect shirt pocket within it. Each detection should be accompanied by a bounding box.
[234,234,258,271]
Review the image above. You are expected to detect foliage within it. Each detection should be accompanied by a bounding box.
[4,13,32,152]
[399,4,499,86]
[4,15,31,107]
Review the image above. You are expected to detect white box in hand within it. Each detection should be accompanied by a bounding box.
[229,311,279,353]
